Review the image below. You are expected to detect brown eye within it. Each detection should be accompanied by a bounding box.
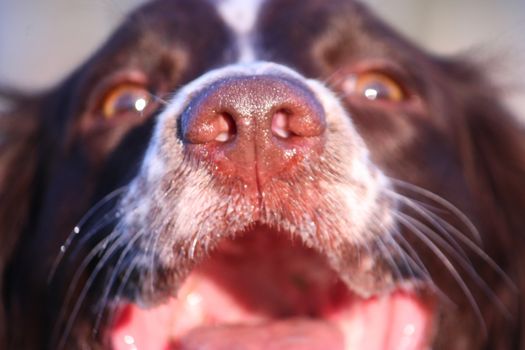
[101,83,152,119]
[342,72,405,102]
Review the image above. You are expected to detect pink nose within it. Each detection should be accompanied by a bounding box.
[181,75,326,188]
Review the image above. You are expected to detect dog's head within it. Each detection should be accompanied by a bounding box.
[2,0,525,349]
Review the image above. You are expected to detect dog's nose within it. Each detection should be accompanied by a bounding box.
[181,75,326,187]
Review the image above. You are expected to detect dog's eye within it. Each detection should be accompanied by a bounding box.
[342,72,405,102]
[101,83,152,119]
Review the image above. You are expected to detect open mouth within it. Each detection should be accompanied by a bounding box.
[110,226,435,350]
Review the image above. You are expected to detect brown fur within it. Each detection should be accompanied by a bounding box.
[1,1,525,349]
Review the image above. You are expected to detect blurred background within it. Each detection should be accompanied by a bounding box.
[0,0,524,113]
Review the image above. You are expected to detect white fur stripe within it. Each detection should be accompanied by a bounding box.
[211,0,266,62]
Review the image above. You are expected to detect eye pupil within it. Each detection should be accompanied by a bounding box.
[102,84,151,119]
[363,81,394,100]
[114,93,141,112]
[342,71,405,103]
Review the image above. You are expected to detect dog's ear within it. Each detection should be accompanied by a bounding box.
[438,58,525,238]
[448,60,525,346]
[458,64,525,241]
[466,95,525,240]
[0,90,43,346]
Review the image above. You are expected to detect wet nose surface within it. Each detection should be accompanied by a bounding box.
[181,75,326,188]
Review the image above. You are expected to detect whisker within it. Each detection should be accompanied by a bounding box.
[401,213,509,314]
[54,230,122,350]
[93,229,146,335]
[430,213,517,293]
[319,66,346,89]
[394,212,487,335]
[375,235,404,282]
[49,208,122,285]
[388,190,471,261]
[390,178,481,243]
[147,227,164,296]
[392,225,454,307]
[147,181,177,294]
[388,186,516,293]
[386,221,452,302]
[384,228,421,281]
[115,241,146,302]
[189,233,200,261]
[148,91,170,105]
[48,187,127,282]
[101,234,152,336]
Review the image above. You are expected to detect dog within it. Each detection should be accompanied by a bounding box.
[1,0,524,349]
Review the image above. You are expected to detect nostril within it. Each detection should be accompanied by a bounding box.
[271,104,326,140]
[288,105,326,138]
[214,112,236,142]
[271,104,326,139]
[271,109,292,139]
[183,110,236,144]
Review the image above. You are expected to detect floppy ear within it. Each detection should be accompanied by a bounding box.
[455,66,525,346]
[467,99,525,238]
[0,91,42,346]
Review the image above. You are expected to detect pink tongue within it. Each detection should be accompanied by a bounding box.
[111,291,433,350]
[175,319,345,350]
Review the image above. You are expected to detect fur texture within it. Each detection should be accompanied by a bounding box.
[1,0,525,349]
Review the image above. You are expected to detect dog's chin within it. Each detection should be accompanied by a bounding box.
[110,226,435,350]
